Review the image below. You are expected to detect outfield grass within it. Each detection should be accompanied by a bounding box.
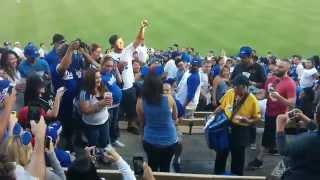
[1,0,319,57]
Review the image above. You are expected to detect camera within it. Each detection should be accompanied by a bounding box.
[75,38,89,50]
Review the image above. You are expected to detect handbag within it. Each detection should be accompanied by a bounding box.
[204,92,249,151]
[204,111,229,151]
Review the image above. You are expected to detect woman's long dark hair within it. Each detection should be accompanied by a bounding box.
[0,50,20,81]
[82,68,105,95]
[24,74,45,106]
[142,74,163,104]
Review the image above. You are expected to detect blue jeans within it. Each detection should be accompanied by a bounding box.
[83,121,109,148]
[108,106,120,143]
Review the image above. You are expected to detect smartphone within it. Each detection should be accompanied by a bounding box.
[288,109,299,121]
[133,156,144,176]
[45,136,52,149]
[28,106,41,123]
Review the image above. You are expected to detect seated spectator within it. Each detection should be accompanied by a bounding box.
[46,122,74,167]
[66,146,155,180]
[136,74,178,172]
[276,103,320,180]
[0,79,17,142]
[2,117,47,180]
[18,43,50,79]
[18,74,65,129]
[0,153,16,180]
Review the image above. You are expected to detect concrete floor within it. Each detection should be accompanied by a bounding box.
[111,129,281,178]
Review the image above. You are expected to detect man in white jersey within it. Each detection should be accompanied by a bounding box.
[108,20,148,134]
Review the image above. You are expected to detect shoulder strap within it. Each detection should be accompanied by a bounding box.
[230,92,249,120]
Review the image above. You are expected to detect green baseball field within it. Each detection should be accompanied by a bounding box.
[1,0,319,57]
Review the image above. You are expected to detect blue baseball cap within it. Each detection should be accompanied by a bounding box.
[239,46,253,59]
[24,42,39,59]
[190,57,202,66]
[46,122,62,142]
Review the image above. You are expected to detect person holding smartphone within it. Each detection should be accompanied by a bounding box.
[79,68,112,158]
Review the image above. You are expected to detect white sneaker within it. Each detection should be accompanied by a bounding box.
[112,140,125,148]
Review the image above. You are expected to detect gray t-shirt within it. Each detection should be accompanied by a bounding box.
[79,90,109,125]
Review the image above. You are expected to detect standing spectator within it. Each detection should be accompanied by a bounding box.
[133,60,142,81]
[290,55,304,81]
[214,75,261,175]
[210,56,225,78]
[79,68,112,150]
[231,46,266,88]
[136,75,178,172]
[108,20,148,134]
[0,50,24,88]
[12,41,25,59]
[231,46,266,150]
[299,58,318,118]
[247,59,296,169]
[101,56,125,148]
[38,43,47,58]
[211,65,230,107]
[197,60,212,111]
[53,41,84,150]
[18,43,50,79]
[164,57,178,80]
[176,58,202,115]
[175,58,186,84]
[45,34,65,72]
[300,58,318,89]
[81,43,103,70]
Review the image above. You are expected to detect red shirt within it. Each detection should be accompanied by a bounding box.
[265,76,296,117]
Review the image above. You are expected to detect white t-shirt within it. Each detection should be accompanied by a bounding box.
[296,63,304,80]
[110,43,137,90]
[38,48,46,58]
[79,90,109,125]
[164,59,178,79]
[13,47,25,59]
[300,67,318,89]
[200,70,211,105]
[15,164,38,180]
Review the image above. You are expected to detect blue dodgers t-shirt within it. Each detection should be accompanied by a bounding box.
[210,64,221,78]
[101,72,122,105]
[45,48,60,74]
[18,58,51,78]
[52,53,84,124]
